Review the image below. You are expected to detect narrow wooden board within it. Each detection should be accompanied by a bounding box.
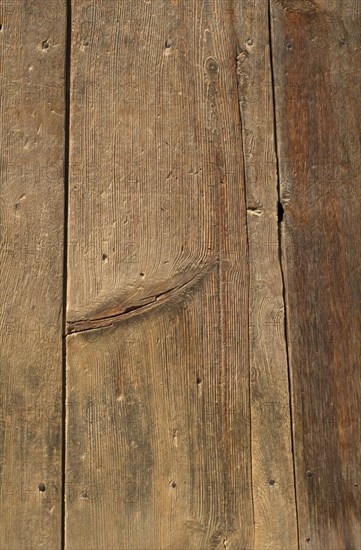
[235,1,298,548]
[270,0,361,547]
[66,1,253,548]
[0,1,66,548]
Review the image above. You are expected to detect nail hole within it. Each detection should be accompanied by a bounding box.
[286,41,292,49]
[165,40,171,48]
[42,40,49,50]
[246,37,253,46]
[305,538,311,543]
[306,470,313,478]
[102,253,108,262]
[277,201,284,223]
[140,272,144,277]
[80,491,88,499]
[268,479,275,486]
[196,377,202,385]
[169,480,176,488]
[38,483,46,492]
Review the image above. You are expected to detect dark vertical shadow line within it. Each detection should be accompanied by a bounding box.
[267,2,300,547]
[234,49,255,538]
[61,0,72,548]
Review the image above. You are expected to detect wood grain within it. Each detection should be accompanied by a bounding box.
[0,0,359,548]
[235,1,298,548]
[0,1,66,548]
[270,0,361,547]
[66,1,253,548]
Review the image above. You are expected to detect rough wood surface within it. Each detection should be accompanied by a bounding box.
[1,1,360,548]
[236,1,298,548]
[0,1,66,548]
[66,1,253,548]
[270,0,361,547]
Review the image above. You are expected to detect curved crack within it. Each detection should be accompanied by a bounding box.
[66,264,214,335]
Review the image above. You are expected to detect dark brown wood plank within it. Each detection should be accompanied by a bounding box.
[270,0,361,547]
[236,1,298,547]
[0,1,66,548]
[65,1,253,548]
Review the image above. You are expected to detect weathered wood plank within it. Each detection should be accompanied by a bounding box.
[65,1,253,548]
[270,0,361,547]
[0,1,66,548]
[235,1,298,547]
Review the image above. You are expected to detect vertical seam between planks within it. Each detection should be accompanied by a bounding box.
[61,0,72,548]
[234,49,256,542]
[267,2,300,547]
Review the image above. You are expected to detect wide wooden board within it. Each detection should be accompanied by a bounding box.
[66,1,253,548]
[0,1,66,548]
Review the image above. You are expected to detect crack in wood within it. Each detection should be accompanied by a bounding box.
[268,1,300,546]
[66,264,215,335]
[62,0,72,548]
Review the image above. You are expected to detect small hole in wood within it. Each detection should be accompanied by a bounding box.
[306,470,313,478]
[42,40,49,50]
[169,480,176,488]
[102,253,108,262]
[268,479,275,486]
[286,41,292,49]
[140,272,145,277]
[196,377,202,385]
[38,483,46,492]
[165,40,171,48]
